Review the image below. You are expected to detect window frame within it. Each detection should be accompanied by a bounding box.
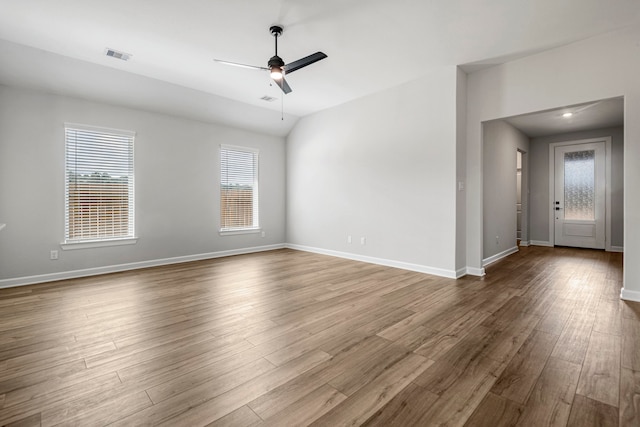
[61,123,137,250]
[219,144,260,235]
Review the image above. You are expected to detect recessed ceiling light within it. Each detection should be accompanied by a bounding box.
[563,112,573,118]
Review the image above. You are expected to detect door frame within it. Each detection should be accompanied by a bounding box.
[517,149,529,246]
[548,137,612,250]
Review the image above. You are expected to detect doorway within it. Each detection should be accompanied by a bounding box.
[549,138,611,249]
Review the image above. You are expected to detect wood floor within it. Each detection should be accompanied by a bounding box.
[0,246,638,426]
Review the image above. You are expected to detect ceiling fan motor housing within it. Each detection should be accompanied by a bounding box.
[268,55,285,68]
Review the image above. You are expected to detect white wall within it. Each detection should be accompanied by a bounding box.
[466,25,640,300]
[455,68,468,273]
[0,85,286,285]
[529,126,624,247]
[286,66,461,277]
[482,120,529,261]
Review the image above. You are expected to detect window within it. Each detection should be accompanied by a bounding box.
[220,145,259,233]
[64,124,135,246]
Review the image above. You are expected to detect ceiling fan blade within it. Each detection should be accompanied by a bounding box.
[214,59,268,71]
[284,52,327,74]
[273,76,292,94]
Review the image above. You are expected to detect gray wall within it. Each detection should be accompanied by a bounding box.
[529,126,624,247]
[456,68,468,272]
[286,66,461,276]
[482,120,530,260]
[0,85,286,283]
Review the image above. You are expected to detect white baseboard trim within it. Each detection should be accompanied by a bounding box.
[0,244,286,289]
[483,246,519,267]
[519,241,531,247]
[530,240,553,247]
[621,288,640,302]
[285,244,459,279]
[455,268,468,279]
[527,240,622,252]
[465,267,486,277]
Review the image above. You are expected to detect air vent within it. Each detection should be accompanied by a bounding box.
[260,95,277,102]
[105,48,132,61]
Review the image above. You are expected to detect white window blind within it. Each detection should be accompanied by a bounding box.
[220,145,259,232]
[65,125,135,243]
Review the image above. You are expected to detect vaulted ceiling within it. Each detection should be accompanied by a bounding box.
[1,0,639,136]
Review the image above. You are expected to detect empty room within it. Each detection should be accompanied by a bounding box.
[0,1,639,426]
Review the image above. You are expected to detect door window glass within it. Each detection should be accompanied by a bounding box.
[564,150,595,220]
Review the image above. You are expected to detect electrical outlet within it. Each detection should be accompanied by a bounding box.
[50,250,59,260]
[495,236,499,245]
[261,231,266,238]
[361,237,366,245]
[347,235,352,244]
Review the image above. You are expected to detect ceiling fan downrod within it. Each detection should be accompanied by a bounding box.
[268,26,285,77]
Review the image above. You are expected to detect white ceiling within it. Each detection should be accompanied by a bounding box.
[0,1,639,136]
[504,97,625,138]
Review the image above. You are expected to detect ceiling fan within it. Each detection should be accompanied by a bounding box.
[214,25,327,94]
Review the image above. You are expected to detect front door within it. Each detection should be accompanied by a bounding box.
[554,142,606,249]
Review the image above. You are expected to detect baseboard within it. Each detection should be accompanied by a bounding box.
[455,267,468,279]
[621,288,640,302]
[0,244,286,289]
[529,240,622,252]
[530,240,553,247]
[465,267,486,277]
[519,240,531,247]
[285,244,459,279]
[483,246,519,267]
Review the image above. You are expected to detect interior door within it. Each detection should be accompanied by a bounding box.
[554,142,605,249]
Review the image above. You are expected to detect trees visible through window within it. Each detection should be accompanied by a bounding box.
[220,145,259,232]
[65,125,135,243]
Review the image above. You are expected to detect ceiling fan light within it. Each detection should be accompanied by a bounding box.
[270,66,283,80]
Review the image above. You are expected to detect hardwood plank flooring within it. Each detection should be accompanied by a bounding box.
[567,395,618,427]
[490,330,558,404]
[464,392,524,427]
[575,331,621,407]
[0,246,637,426]
[514,357,582,427]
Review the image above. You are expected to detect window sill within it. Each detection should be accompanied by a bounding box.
[219,228,261,236]
[61,237,138,250]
